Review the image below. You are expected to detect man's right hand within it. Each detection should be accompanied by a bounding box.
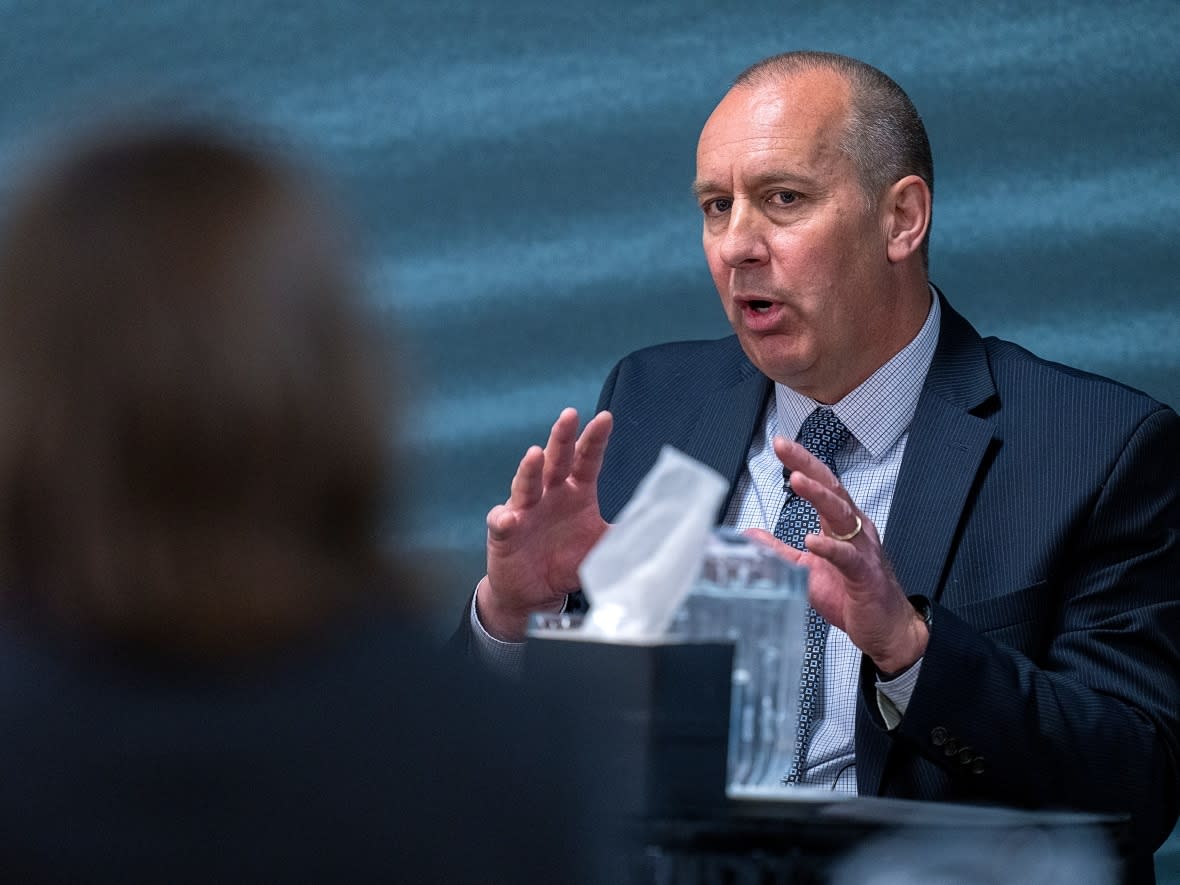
[477,408,614,641]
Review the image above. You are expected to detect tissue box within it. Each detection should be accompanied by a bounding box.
[522,636,733,816]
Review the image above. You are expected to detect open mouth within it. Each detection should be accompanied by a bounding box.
[748,300,773,313]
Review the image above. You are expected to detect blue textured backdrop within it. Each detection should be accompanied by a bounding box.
[2,0,1177,575]
[1,0,1178,871]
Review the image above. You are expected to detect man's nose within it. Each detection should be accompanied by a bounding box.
[718,201,769,268]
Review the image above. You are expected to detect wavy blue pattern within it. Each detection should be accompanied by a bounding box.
[1,0,1177,568]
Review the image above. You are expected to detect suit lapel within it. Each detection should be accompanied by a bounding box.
[857,294,998,797]
[883,396,995,602]
[681,361,771,522]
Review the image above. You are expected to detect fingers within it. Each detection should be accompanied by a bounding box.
[506,446,545,510]
[772,436,869,543]
[789,470,862,537]
[503,409,610,517]
[773,436,843,493]
[804,530,872,579]
[538,408,612,490]
[743,528,806,564]
[541,408,580,488]
[571,411,613,484]
[486,503,518,541]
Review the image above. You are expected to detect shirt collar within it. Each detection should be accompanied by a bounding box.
[774,289,940,460]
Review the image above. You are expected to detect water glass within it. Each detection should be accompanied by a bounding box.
[670,528,808,797]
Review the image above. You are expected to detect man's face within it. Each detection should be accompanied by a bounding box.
[694,71,900,402]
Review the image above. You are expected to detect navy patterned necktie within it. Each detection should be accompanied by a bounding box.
[773,407,850,785]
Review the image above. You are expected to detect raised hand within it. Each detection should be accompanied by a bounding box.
[477,408,613,641]
[745,435,928,675]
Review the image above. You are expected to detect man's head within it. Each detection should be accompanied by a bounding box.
[734,52,934,262]
[694,51,934,402]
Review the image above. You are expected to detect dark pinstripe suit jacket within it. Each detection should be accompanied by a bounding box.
[584,294,1180,869]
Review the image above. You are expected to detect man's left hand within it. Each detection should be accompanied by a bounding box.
[745,436,929,675]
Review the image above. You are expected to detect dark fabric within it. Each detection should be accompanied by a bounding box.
[0,609,607,885]
[581,292,1179,881]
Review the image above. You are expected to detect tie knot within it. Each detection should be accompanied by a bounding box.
[796,408,850,473]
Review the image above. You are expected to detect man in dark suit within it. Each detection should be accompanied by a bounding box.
[459,51,1180,879]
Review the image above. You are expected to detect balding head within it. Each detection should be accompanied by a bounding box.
[733,51,933,266]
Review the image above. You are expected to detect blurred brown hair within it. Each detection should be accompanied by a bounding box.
[0,123,395,660]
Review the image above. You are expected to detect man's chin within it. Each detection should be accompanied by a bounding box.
[734,336,810,388]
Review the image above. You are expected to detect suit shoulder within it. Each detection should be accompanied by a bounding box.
[610,335,754,384]
[982,335,1176,426]
[594,334,765,429]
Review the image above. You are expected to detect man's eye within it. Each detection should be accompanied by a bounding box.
[703,198,732,216]
[771,191,798,206]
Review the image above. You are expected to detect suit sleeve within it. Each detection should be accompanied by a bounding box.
[868,405,1180,855]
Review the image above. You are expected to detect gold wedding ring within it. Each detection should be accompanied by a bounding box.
[829,514,863,542]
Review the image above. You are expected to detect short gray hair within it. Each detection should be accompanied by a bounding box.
[734,51,933,265]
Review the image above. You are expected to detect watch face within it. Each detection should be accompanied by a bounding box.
[911,596,933,627]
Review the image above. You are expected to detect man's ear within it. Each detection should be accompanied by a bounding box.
[883,175,931,264]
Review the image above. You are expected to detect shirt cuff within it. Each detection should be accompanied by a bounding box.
[469,587,527,679]
[468,587,569,680]
[874,657,923,730]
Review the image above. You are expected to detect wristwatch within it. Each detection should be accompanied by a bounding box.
[877,596,933,681]
[909,594,934,629]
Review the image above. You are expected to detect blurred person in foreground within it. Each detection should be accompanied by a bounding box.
[456,51,1180,882]
[0,124,597,884]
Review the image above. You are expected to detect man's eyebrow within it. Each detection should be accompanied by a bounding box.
[691,179,722,200]
[692,169,817,201]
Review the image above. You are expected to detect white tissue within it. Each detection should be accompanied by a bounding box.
[577,446,729,641]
